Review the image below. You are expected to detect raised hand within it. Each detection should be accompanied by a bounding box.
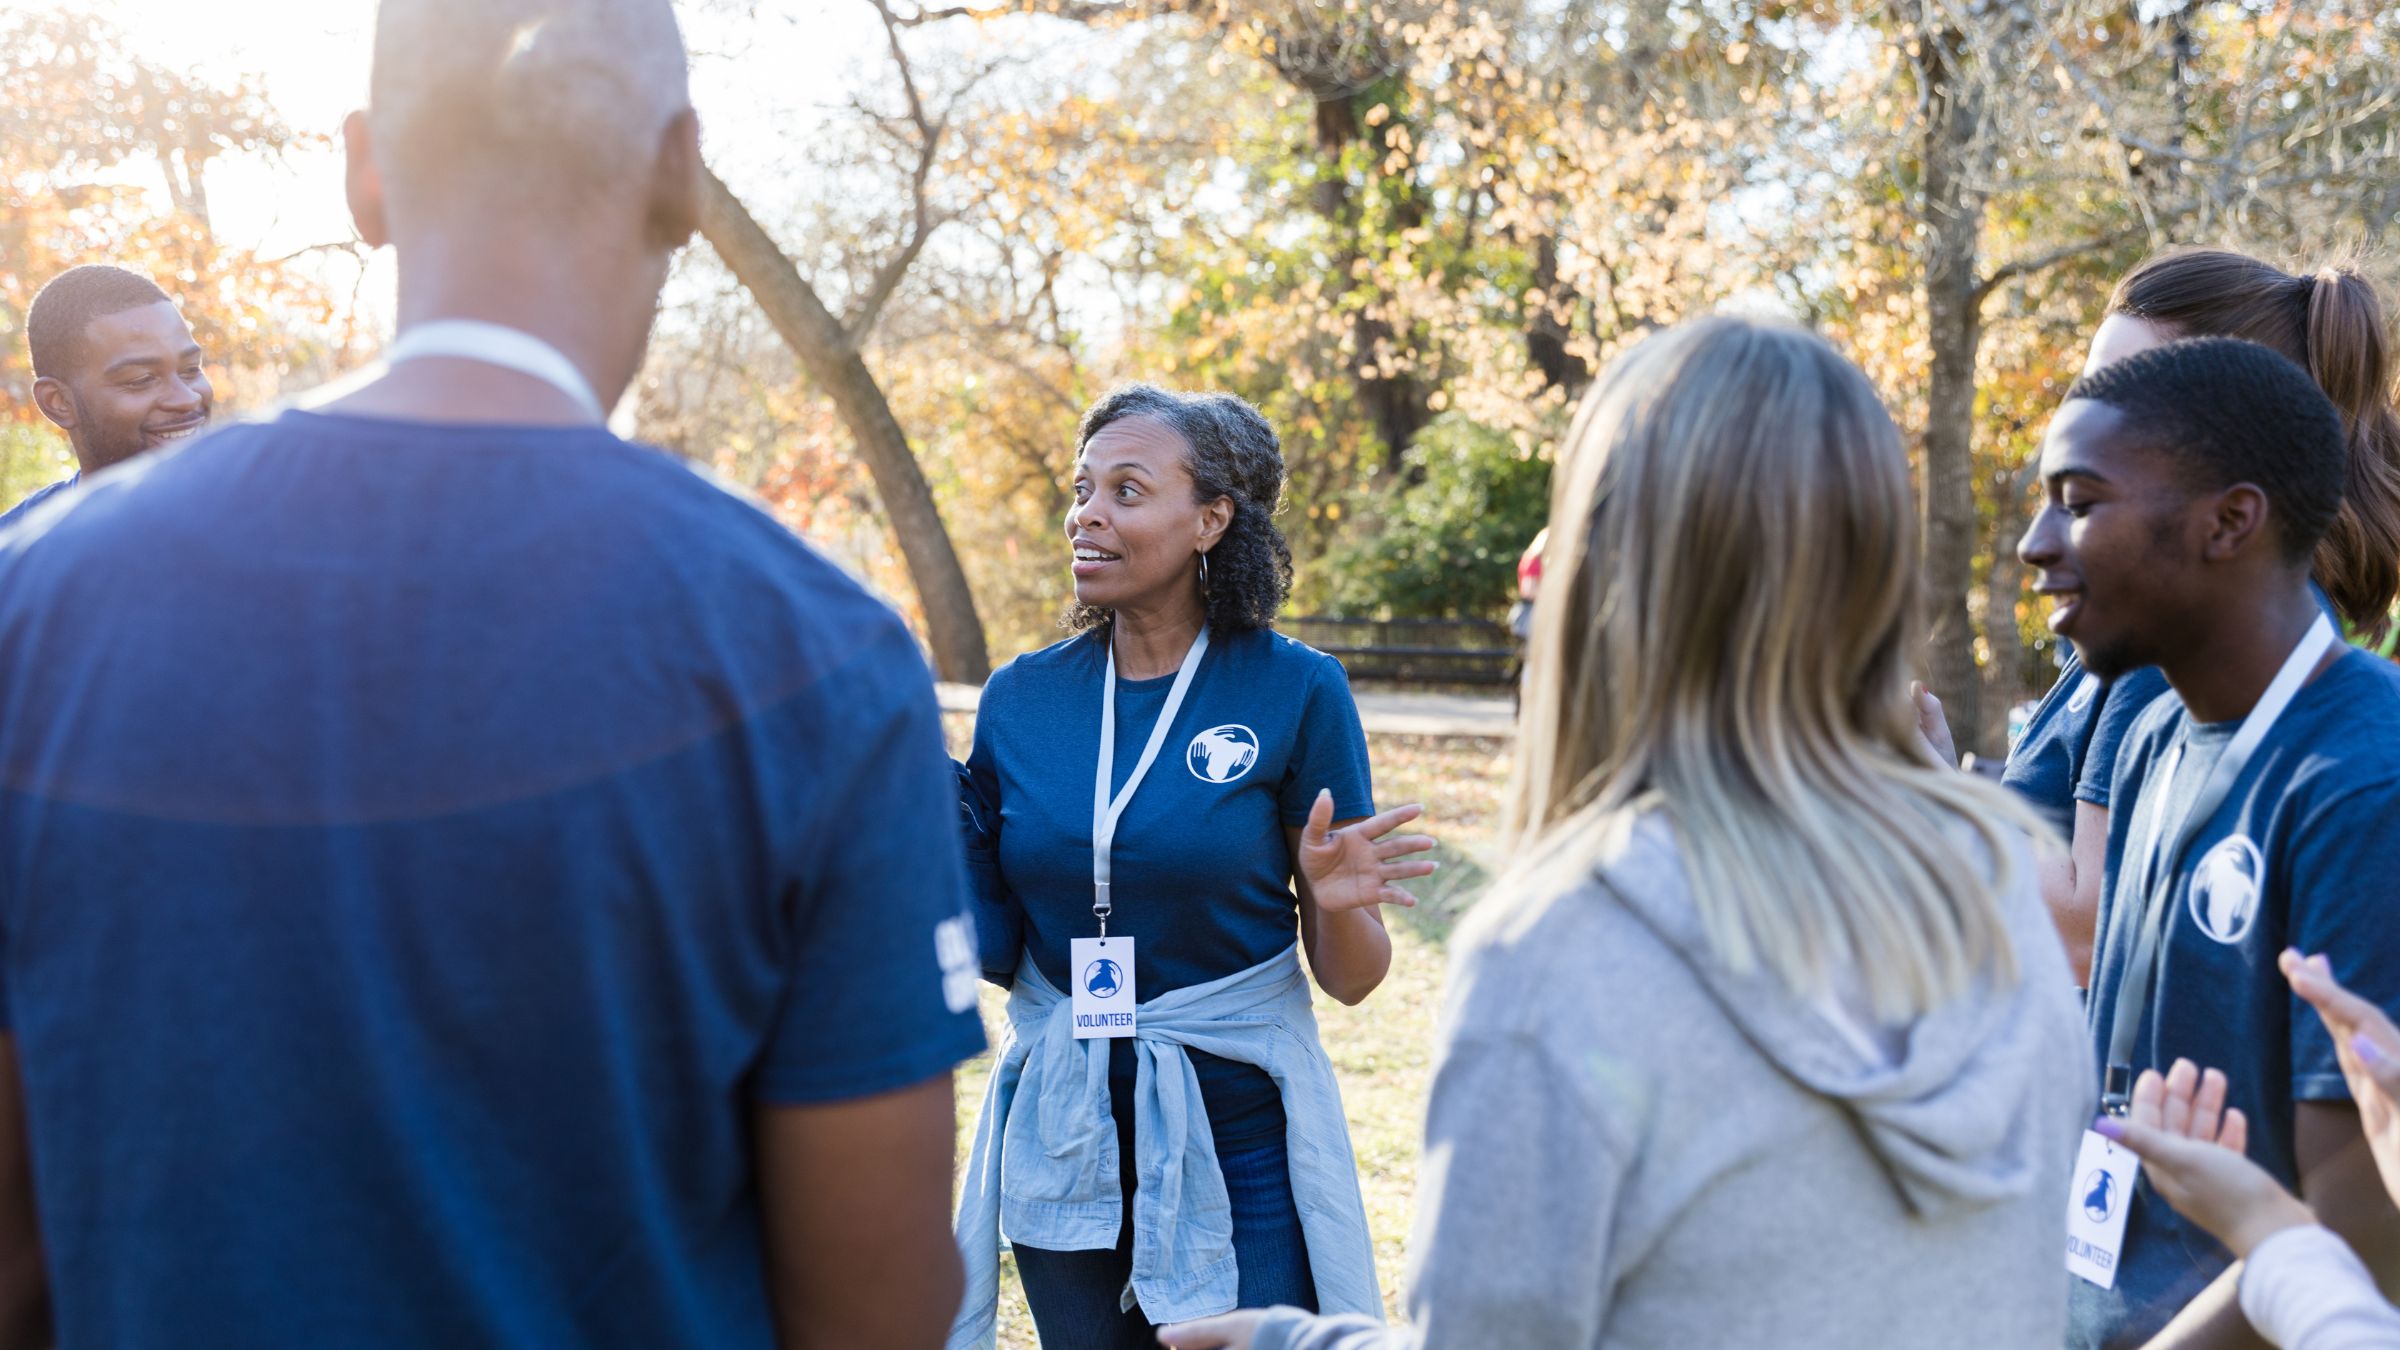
[1295,789,1436,914]
[2095,1058,2312,1258]
[2284,948,2400,1211]
[1911,680,1958,770]
[1156,1311,1265,1349]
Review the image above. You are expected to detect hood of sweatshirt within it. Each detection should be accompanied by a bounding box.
[1595,812,2087,1219]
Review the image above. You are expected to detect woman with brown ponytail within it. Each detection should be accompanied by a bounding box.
[1941,250,2400,990]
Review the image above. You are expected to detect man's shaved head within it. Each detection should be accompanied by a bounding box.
[342,0,703,421]
[369,0,691,211]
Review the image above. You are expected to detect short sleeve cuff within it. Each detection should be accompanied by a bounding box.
[2072,781,2112,808]
[751,1017,987,1106]
[1280,797,1378,828]
[2294,1070,2354,1102]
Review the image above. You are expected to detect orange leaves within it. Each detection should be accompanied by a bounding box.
[0,8,358,429]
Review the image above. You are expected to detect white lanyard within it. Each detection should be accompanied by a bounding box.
[1091,624,1210,936]
[384,319,606,422]
[2102,612,2337,1110]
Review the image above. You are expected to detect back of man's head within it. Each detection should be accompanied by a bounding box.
[28,265,172,381]
[2063,336,2348,562]
[369,0,690,218]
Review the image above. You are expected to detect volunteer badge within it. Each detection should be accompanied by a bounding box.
[2066,1129,2138,1288]
[1070,936,1137,1040]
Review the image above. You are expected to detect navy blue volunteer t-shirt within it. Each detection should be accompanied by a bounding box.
[2069,647,2400,1349]
[2002,650,2171,843]
[0,411,986,1348]
[0,473,77,533]
[966,626,1374,1148]
[2009,586,2339,846]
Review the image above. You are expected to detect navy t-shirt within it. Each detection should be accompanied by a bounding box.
[2008,587,2340,842]
[966,626,1374,1148]
[2001,650,2171,842]
[0,411,986,1348]
[2068,648,2400,1349]
[0,473,77,533]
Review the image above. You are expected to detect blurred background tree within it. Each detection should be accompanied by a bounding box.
[10,0,2397,749]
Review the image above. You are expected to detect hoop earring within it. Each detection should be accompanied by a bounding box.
[1197,550,1211,600]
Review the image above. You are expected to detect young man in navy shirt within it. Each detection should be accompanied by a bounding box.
[1,264,213,531]
[2024,338,2400,1349]
[0,1,981,1346]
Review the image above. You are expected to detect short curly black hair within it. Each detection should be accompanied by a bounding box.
[1066,384,1294,634]
[27,265,171,380]
[2064,336,2347,562]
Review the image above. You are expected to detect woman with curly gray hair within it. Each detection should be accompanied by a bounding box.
[950,385,1435,1348]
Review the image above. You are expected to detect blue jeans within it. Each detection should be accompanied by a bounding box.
[1012,1109,1317,1349]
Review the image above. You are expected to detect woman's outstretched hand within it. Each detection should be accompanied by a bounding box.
[2285,948,2400,1210]
[1157,1311,1265,1349]
[2094,1058,2312,1258]
[1296,789,1436,914]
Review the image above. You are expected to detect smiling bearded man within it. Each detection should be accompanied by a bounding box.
[2,265,214,531]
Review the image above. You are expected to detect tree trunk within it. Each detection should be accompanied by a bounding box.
[697,166,992,683]
[1525,231,1589,392]
[1980,462,2038,755]
[1309,93,1430,479]
[1919,16,1988,757]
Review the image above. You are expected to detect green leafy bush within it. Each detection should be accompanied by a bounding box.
[1311,413,1552,621]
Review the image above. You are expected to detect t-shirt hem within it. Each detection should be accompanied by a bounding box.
[752,1023,987,1106]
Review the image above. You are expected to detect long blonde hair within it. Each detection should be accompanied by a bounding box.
[1507,316,2045,1021]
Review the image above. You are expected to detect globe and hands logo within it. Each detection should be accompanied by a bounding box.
[1188,724,1260,784]
[2082,1168,2118,1223]
[1083,957,1126,999]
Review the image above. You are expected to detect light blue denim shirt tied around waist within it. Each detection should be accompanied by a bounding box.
[948,944,1382,1346]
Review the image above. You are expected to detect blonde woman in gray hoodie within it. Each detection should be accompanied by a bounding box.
[1161,315,2095,1350]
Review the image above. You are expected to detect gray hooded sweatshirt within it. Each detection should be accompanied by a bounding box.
[1256,812,2094,1350]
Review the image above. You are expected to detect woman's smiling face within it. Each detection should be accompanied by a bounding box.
[1065,416,1222,614]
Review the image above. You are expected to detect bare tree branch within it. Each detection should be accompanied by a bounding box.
[261,238,369,267]
[1972,229,2134,305]
[890,0,1147,25]
[843,0,963,341]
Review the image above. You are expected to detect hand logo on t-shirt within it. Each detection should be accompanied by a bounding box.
[2188,836,2264,945]
[1187,725,1260,784]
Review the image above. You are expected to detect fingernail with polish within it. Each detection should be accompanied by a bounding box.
[2355,1033,2386,1068]
[2093,1117,2124,1142]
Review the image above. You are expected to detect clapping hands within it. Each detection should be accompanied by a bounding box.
[2093,948,2400,1259]
[2094,1059,2311,1258]
[2284,948,2400,1208]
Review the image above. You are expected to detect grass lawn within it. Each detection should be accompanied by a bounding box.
[941,713,1512,1344]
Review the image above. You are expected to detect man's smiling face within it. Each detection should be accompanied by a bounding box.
[38,300,213,472]
[2017,399,2208,679]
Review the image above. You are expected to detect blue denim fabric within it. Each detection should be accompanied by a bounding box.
[949,946,1379,1347]
[1012,1115,1318,1348]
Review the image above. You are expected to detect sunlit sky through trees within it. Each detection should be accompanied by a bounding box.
[64,0,950,340]
[21,0,2400,719]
